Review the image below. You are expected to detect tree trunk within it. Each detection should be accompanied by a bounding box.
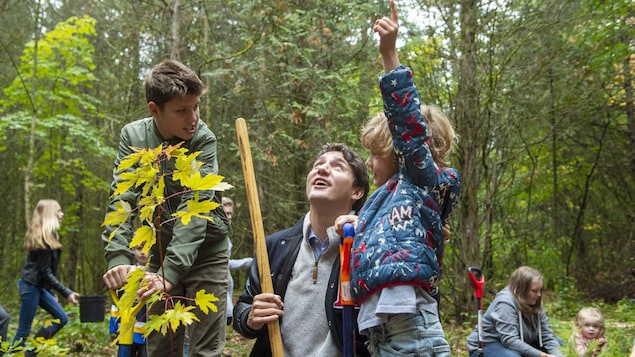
[25,0,43,226]
[454,0,481,323]
[170,0,181,61]
[622,53,634,182]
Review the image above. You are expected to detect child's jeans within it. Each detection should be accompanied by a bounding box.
[365,307,451,357]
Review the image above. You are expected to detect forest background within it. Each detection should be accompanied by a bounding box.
[0,0,633,354]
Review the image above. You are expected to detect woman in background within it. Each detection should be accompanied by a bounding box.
[466,266,563,357]
[12,199,79,355]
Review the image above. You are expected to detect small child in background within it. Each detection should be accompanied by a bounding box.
[110,245,148,357]
[570,307,606,357]
[222,197,253,327]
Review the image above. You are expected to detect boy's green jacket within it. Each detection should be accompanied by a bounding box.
[102,117,229,286]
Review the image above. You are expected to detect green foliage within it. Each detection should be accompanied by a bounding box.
[0,15,113,179]
[200,0,385,240]
[6,304,116,356]
[614,299,635,324]
[0,10,115,309]
[1,15,97,114]
[0,15,112,194]
[545,296,635,357]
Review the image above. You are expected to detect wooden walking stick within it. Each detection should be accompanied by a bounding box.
[235,118,284,357]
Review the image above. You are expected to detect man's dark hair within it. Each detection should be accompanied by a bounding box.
[144,60,206,108]
[317,143,370,213]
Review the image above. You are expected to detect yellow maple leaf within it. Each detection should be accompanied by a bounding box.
[102,201,132,227]
[195,289,219,315]
[113,171,139,197]
[151,176,165,202]
[145,301,199,336]
[173,152,202,183]
[181,172,233,191]
[145,314,169,336]
[162,142,187,160]
[140,146,162,166]
[129,226,155,253]
[165,301,199,332]
[137,196,159,223]
[103,143,235,341]
[116,268,145,314]
[111,268,146,345]
[117,148,146,171]
[171,194,218,225]
[135,165,159,196]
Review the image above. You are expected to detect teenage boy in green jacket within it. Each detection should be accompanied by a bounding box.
[102,59,229,357]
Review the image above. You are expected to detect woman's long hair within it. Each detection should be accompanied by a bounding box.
[24,199,62,251]
[508,266,543,315]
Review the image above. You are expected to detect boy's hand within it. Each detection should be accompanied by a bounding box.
[103,264,136,289]
[137,272,174,300]
[374,0,400,72]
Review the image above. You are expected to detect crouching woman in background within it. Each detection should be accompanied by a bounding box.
[466,266,563,357]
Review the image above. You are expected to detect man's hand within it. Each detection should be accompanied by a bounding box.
[442,224,452,243]
[246,293,284,331]
[103,265,137,289]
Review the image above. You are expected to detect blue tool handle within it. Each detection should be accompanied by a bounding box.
[343,223,355,238]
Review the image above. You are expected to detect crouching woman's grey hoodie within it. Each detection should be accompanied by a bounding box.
[466,286,563,357]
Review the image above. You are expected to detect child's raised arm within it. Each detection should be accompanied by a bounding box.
[374,0,400,73]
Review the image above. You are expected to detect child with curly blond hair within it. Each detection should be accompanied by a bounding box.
[570,307,606,357]
[334,1,460,355]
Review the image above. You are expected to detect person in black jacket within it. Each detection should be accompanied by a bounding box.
[233,143,371,357]
[12,199,79,355]
[0,304,8,343]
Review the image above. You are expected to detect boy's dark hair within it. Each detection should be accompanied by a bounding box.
[144,60,206,108]
[317,143,370,213]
